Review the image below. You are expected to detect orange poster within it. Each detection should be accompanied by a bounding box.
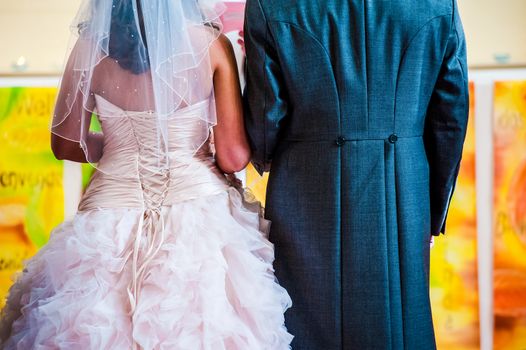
[493,81,526,349]
[429,83,479,349]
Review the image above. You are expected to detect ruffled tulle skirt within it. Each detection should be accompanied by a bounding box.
[0,188,292,349]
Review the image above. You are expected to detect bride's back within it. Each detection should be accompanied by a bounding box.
[90,25,217,114]
[90,58,155,112]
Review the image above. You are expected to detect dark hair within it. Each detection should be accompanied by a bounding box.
[107,0,149,74]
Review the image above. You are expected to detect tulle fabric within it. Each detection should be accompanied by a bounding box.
[0,188,293,349]
[51,0,226,177]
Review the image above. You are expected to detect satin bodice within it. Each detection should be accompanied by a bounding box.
[79,95,228,212]
[76,96,231,322]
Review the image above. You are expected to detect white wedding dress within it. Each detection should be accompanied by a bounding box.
[0,94,293,349]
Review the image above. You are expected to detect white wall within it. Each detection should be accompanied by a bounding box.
[0,0,525,74]
[458,0,526,66]
[0,0,80,74]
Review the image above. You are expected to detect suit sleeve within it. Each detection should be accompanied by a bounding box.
[424,0,469,236]
[243,0,289,175]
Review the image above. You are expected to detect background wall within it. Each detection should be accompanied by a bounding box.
[1,0,526,73]
[0,0,80,74]
[458,0,526,67]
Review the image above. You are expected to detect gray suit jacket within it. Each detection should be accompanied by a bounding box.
[244,0,469,348]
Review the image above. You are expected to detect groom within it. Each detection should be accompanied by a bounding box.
[243,0,469,349]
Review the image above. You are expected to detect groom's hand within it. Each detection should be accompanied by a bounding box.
[430,235,435,248]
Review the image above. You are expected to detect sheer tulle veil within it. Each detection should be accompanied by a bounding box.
[51,0,226,177]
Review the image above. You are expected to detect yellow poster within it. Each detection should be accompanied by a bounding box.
[493,81,526,349]
[0,87,64,309]
[246,83,480,349]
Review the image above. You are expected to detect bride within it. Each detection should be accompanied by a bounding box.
[0,0,292,349]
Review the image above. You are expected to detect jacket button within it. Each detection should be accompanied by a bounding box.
[388,134,398,143]
[335,136,346,146]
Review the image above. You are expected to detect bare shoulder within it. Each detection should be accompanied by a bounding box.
[210,33,236,70]
[90,57,116,92]
[214,33,235,51]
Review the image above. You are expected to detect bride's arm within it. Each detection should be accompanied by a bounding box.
[211,34,251,174]
[51,41,104,163]
[51,97,103,163]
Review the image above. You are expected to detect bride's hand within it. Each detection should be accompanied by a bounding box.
[430,235,435,248]
[226,173,243,189]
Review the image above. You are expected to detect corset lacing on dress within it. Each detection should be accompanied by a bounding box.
[87,97,221,349]
[119,113,171,322]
